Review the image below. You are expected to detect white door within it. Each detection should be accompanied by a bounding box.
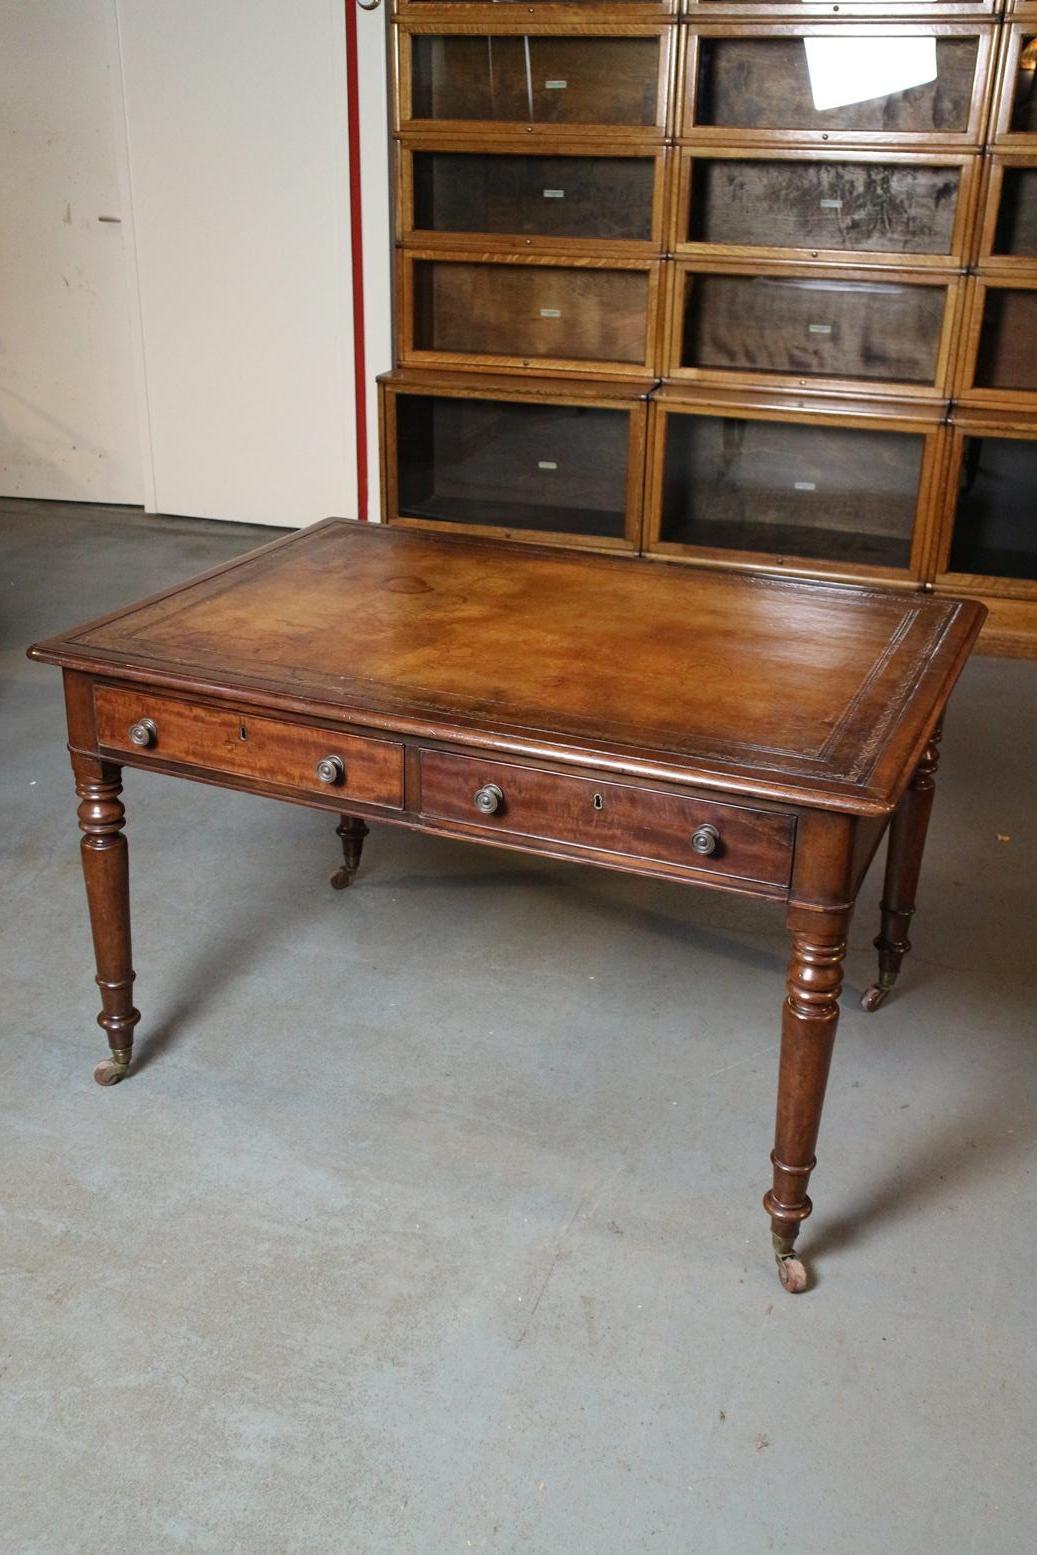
[115,0,362,529]
[351,0,394,521]
[0,1,143,505]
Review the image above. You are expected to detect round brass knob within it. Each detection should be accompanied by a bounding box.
[316,755,345,786]
[128,718,157,748]
[691,823,720,857]
[474,783,504,816]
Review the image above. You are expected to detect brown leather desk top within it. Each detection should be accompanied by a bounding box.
[29,519,984,817]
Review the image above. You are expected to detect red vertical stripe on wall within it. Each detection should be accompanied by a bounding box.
[344,1,368,520]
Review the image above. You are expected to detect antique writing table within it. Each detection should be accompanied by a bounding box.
[29,522,985,1292]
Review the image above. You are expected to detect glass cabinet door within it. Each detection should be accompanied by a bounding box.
[947,436,1037,580]
[408,257,654,369]
[686,33,985,142]
[970,286,1037,394]
[999,33,1037,138]
[405,31,666,132]
[989,164,1037,259]
[409,150,659,247]
[393,394,632,541]
[673,269,950,390]
[679,153,964,261]
[656,413,923,570]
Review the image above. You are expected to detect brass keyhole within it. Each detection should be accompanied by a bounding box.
[239,723,248,741]
[593,793,604,810]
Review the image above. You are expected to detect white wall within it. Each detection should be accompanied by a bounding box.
[1,2,378,529]
[115,0,357,527]
[0,1,143,504]
[356,2,393,519]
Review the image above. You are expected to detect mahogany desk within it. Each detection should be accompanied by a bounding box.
[29,522,985,1292]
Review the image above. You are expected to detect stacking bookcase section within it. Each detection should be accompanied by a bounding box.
[399,250,664,376]
[643,386,946,583]
[975,155,1037,266]
[932,407,1037,655]
[394,1,678,16]
[663,260,964,397]
[396,23,676,140]
[955,275,1037,404]
[379,369,651,550]
[398,141,670,255]
[991,24,1037,142]
[669,147,980,267]
[677,24,997,146]
[680,2,999,16]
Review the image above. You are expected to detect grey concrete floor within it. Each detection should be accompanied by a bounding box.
[2,498,1036,1555]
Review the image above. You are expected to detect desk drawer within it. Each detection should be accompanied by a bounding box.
[94,686,404,808]
[419,750,793,886]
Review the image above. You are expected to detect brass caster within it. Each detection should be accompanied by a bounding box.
[860,980,893,1013]
[329,866,356,891]
[93,1056,130,1086]
[776,1255,808,1294]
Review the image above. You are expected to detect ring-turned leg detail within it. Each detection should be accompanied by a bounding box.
[74,756,139,1085]
[861,726,941,1013]
[764,920,848,1292]
[330,815,369,890]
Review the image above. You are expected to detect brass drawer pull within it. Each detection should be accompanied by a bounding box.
[474,783,504,816]
[691,823,720,857]
[316,755,345,786]
[128,718,157,749]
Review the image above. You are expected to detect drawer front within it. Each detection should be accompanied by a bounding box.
[94,686,404,808]
[419,750,794,886]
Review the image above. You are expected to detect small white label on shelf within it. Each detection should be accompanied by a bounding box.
[539,308,561,318]
[820,198,843,210]
[543,189,565,199]
[544,80,567,90]
[538,461,559,471]
[808,323,833,334]
[794,482,818,492]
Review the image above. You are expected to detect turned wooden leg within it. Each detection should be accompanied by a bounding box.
[763,915,848,1293]
[861,726,941,1013]
[73,755,139,1086]
[330,814,369,890]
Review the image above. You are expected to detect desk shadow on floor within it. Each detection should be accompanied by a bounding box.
[807,1102,1031,1273]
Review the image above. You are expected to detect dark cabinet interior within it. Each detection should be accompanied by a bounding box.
[681,155,963,258]
[393,392,634,541]
[687,35,982,139]
[674,269,949,389]
[656,408,925,572]
[410,149,659,245]
[407,32,665,130]
[947,435,1037,580]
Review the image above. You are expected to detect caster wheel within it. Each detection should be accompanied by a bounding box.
[776,1256,808,1293]
[860,983,891,1013]
[93,1059,128,1087]
[329,867,355,891]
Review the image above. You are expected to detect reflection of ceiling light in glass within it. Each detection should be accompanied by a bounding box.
[1020,40,1037,72]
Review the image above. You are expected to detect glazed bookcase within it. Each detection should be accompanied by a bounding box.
[382,1,1037,656]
